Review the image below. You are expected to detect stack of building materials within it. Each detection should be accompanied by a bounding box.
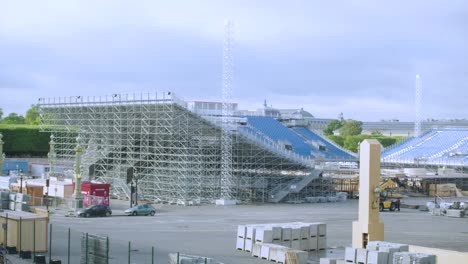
[168,253,224,264]
[427,201,467,218]
[237,222,326,264]
[392,252,436,264]
[15,193,31,212]
[341,241,435,264]
[251,243,308,263]
[6,192,31,212]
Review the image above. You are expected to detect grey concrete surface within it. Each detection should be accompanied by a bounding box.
[4,197,468,264]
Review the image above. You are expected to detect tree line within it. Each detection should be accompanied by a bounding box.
[323,119,404,152]
[0,105,40,125]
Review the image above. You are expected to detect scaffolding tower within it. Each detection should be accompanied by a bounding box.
[38,92,336,204]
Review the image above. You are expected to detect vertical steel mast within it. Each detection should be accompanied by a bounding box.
[220,19,235,199]
[414,74,422,137]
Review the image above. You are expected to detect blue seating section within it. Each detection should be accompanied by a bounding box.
[382,128,468,163]
[245,116,314,157]
[243,116,355,160]
[292,127,355,159]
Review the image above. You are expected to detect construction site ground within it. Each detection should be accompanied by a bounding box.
[5,196,468,264]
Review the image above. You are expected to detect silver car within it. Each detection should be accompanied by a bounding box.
[124,204,156,216]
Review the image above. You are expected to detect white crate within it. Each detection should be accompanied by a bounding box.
[291,227,301,240]
[245,239,254,252]
[246,225,257,240]
[300,226,310,239]
[255,228,273,243]
[252,242,262,257]
[318,236,327,250]
[236,237,245,251]
[309,237,318,251]
[272,226,282,240]
[367,251,389,264]
[356,248,368,264]
[317,223,326,236]
[282,227,292,241]
[237,225,247,238]
[291,240,301,250]
[260,244,271,260]
[345,247,357,263]
[300,239,309,251]
[309,224,318,237]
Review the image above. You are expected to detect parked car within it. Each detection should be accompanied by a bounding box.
[124,204,156,216]
[76,204,112,217]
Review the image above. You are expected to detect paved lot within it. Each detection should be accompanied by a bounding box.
[6,197,468,264]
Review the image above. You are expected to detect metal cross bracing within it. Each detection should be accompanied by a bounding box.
[38,92,333,204]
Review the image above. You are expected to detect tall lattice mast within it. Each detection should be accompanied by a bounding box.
[220,19,235,199]
[414,74,422,137]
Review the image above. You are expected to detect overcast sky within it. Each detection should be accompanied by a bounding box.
[1,1,467,121]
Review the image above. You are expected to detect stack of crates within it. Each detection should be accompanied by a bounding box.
[236,222,327,264]
[6,192,31,212]
[344,241,435,264]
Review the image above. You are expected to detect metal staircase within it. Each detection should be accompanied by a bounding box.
[268,170,322,203]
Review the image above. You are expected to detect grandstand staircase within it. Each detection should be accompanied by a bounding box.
[268,170,322,203]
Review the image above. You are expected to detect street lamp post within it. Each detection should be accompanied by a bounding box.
[0,133,5,176]
[47,134,57,211]
[72,136,84,209]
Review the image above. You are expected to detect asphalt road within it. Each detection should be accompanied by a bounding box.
[6,198,468,264]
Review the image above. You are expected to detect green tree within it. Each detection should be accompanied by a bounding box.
[327,135,345,147]
[25,104,40,125]
[1,113,25,124]
[340,119,363,136]
[324,119,343,135]
[0,107,3,120]
[371,130,383,137]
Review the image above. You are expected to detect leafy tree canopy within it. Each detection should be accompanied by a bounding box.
[324,119,343,135]
[340,119,363,136]
[25,104,40,125]
[1,113,25,124]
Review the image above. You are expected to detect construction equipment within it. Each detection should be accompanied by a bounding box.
[378,178,404,212]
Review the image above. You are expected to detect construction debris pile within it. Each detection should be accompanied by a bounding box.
[237,222,326,264]
[427,200,467,218]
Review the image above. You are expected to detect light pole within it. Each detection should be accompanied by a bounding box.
[0,133,5,176]
[72,136,84,209]
[47,134,57,211]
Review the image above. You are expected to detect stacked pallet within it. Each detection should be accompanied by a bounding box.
[237,222,326,264]
[343,241,435,264]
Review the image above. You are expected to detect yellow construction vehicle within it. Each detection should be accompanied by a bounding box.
[378,178,403,212]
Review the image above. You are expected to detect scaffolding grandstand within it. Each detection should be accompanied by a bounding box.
[37,92,356,204]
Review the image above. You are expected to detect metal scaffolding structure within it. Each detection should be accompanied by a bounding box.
[38,92,336,204]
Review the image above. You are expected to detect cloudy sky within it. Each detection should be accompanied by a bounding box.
[0,1,467,121]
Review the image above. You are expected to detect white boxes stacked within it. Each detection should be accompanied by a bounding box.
[14,192,31,212]
[237,222,327,264]
[343,241,434,264]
